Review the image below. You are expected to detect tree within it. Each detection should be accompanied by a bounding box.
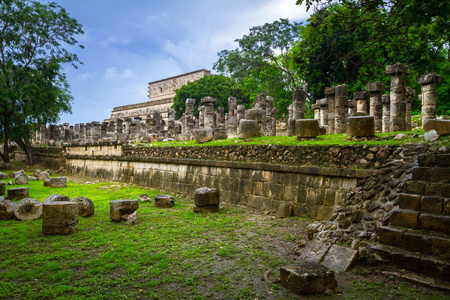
[296,0,450,62]
[172,74,251,120]
[292,1,450,114]
[213,18,302,118]
[0,0,83,163]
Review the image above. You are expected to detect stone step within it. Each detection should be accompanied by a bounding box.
[403,181,450,197]
[398,193,450,215]
[371,244,449,281]
[418,153,450,168]
[412,167,450,183]
[378,226,450,259]
[389,209,450,234]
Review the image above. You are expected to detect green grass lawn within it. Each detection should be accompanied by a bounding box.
[138,129,450,148]
[0,174,447,299]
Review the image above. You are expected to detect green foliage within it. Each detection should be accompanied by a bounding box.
[172,74,251,119]
[292,1,450,114]
[0,0,83,163]
[213,18,302,118]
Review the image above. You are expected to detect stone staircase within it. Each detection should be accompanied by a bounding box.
[372,153,450,282]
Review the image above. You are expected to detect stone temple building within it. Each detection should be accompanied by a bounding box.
[106,69,211,125]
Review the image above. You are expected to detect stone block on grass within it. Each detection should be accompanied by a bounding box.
[14,174,29,185]
[43,194,71,203]
[42,202,79,235]
[43,179,50,187]
[239,119,261,139]
[423,119,450,136]
[138,194,152,203]
[0,172,8,180]
[154,195,175,208]
[194,128,214,143]
[7,187,29,200]
[0,199,18,220]
[296,119,319,138]
[71,197,95,217]
[346,116,374,137]
[48,177,67,188]
[110,200,139,222]
[193,187,219,213]
[14,198,42,221]
[321,244,358,272]
[299,240,331,264]
[280,262,338,295]
[38,172,50,181]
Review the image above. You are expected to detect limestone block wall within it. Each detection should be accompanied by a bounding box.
[66,153,369,220]
[30,147,64,169]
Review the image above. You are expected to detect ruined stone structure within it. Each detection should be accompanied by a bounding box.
[386,63,409,132]
[418,73,441,129]
[108,69,210,126]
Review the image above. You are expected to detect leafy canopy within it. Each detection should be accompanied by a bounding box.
[0,0,83,163]
[171,74,251,120]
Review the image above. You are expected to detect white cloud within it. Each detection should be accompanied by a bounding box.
[77,72,95,81]
[104,67,135,80]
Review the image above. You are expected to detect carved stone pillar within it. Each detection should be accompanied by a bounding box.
[386,63,409,132]
[418,73,440,129]
[366,82,385,133]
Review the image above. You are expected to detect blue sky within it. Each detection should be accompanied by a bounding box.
[58,0,311,124]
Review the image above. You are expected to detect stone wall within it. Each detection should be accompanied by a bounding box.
[66,149,370,220]
[30,146,64,170]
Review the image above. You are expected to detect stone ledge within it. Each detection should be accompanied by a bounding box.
[66,155,372,179]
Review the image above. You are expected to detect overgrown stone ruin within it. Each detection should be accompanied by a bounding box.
[33,63,448,146]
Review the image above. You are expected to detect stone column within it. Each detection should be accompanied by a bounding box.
[79,123,86,142]
[418,73,440,129]
[292,88,305,119]
[366,82,385,133]
[237,104,245,134]
[405,87,415,131]
[201,97,216,129]
[317,99,328,126]
[354,91,369,115]
[198,105,205,129]
[386,63,409,132]
[184,99,195,135]
[101,122,109,139]
[334,84,348,134]
[85,123,92,142]
[215,106,225,130]
[312,103,320,120]
[382,95,390,133]
[227,97,238,137]
[324,87,335,134]
[92,122,101,142]
[348,99,357,116]
[255,94,267,136]
[266,96,275,136]
[272,107,278,136]
[287,104,294,136]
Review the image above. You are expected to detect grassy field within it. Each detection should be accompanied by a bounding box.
[139,129,450,148]
[0,173,448,299]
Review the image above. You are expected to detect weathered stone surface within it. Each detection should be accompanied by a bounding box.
[194,187,220,206]
[378,226,404,248]
[154,195,175,208]
[38,172,50,181]
[398,193,420,210]
[239,119,261,139]
[14,174,29,185]
[43,194,71,203]
[193,205,220,213]
[138,194,152,202]
[28,176,38,181]
[299,240,331,263]
[321,244,358,272]
[0,199,18,220]
[296,119,319,138]
[423,120,450,136]
[346,116,374,137]
[48,177,67,188]
[389,209,418,228]
[276,202,292,218]
[403,232,431,254]
[431,236,450,258]
[7,187,29,200]
[32,169,42,177]
[42,202,79,235]
[0,172,8,180]
[0,182,5,196]
[71,197,95,217]
[421,196,443,214]
[44,179,50,187]
[14,198,42,220]
[420,214,450,234]
[280,263,338,295]
[122,210,138,224]
[194,128,213,143]
[110,200,139,221]
[424,129,439,142]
